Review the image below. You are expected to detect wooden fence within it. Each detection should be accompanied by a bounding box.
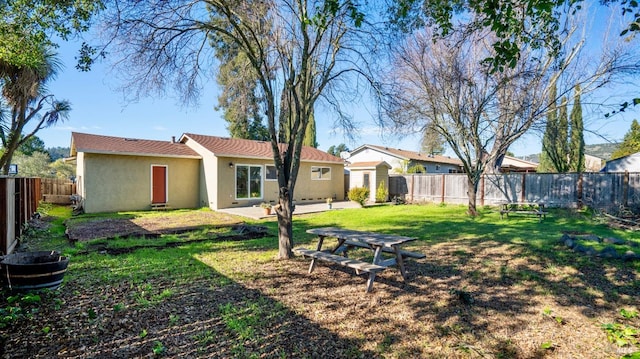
[41,178,75,204]
[0,177,42,255]
[389,172,640,210]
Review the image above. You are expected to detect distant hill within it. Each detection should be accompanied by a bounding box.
[519,143,619,163]
[584,143,619,160]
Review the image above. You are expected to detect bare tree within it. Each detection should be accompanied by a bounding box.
[102,0,372,258]
[382,20,632,215]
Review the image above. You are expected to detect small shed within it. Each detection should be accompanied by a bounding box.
[601,152,640,172]
[347,161,391,203]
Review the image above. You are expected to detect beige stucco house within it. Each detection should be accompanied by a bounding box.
[70,132,345,213]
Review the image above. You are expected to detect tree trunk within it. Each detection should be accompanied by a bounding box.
[275,188,294,259]
[467,175,479,216]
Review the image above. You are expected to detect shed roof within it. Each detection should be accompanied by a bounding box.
[71,132,201,158]
[181,133,343,163]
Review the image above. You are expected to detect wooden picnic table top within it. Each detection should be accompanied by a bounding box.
[306,227,417,247]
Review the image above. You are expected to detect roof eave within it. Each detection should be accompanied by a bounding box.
[76,149,202,159]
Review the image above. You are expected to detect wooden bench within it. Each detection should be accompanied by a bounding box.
[294,248,386,292]
[339,239,426,259]
[499,202,547,221]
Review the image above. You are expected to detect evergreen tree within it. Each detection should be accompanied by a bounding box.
[420,123,445,155]
[611,119,640,159]
[569,85,584,172]
[538,83,558,172]
[327,143,349,157]
[303,112,317,147]
[555,96,570,172]
[540,95,570,172]
[213,45,268,141]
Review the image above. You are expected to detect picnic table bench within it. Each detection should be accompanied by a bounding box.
[499,202,547,221]
[295,227,423,293]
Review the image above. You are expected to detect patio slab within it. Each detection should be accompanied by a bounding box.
[217,201,361,220]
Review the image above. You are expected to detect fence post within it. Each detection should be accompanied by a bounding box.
[577,172,583,209]
[624,171,629,207]
[410,175,415,203]
[441,174,445,204]
[520,173,526,202]
[480,175,485,206]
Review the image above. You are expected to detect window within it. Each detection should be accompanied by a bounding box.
[265,165,277,181]
[236,165,263,199]
[435,164,441,171]
[311,166,331,180]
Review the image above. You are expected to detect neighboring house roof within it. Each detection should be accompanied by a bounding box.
[501,155,538,172]
[181,133,343,163]
[347,161,392,169]
[601,152,640,172]
[71,132,201,158]
[351,144,463,166]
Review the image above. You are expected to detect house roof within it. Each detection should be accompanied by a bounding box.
[347,161,392,169]
[501,155,538,171]
[70,132,201,158]
[181,133,343,163]
[352,144,463,166]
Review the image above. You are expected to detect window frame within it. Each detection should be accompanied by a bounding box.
[311,166,331,180]
[265,165,277,181]
[235,164,263,200]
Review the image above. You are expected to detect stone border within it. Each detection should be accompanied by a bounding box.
[560,233,640,261]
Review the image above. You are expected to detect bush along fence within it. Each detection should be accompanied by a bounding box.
[0,177,41,255]
[389,172,640,211]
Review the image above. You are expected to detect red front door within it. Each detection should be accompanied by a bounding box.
[152,166,167,204]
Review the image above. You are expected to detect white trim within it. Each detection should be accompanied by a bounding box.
[150,164,169,204]
[265,164,277,181]
[77,149,201,159]
[311,166,331,180]
[234,164,264,200]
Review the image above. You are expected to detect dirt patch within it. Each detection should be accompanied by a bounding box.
[81,225,270,255]
[65,210,244,242]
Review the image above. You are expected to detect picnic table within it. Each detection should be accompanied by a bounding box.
[499,201,547,221]
[295,227,425,293]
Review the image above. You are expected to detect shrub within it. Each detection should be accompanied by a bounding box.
[348,187,369,206]
[375,181,388,203]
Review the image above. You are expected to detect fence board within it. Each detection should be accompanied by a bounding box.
[389,172,640,210]
[0,177,41,255]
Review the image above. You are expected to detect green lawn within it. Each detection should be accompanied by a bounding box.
[2,203,638,358]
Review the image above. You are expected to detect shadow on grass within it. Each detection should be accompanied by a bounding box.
[1,241,378,358]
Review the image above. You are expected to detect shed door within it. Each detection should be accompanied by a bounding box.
[152,166,167,204]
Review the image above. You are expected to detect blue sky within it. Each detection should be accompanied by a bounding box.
[36,6,640,157]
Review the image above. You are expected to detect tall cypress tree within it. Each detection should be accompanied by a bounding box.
[555,96,570,172]
[539,83,558,172]
[569,85,584,172]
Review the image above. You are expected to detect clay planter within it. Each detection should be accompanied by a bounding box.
[0,251,69,291]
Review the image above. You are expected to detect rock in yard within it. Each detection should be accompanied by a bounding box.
[573,244,587,253]
[579,234,601,243]
[563,237,575,249]
[623,250,639,261]
[603,237,626,245]
[598,246,620,259]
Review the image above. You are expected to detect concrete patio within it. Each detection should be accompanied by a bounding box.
[217,200,361,220]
